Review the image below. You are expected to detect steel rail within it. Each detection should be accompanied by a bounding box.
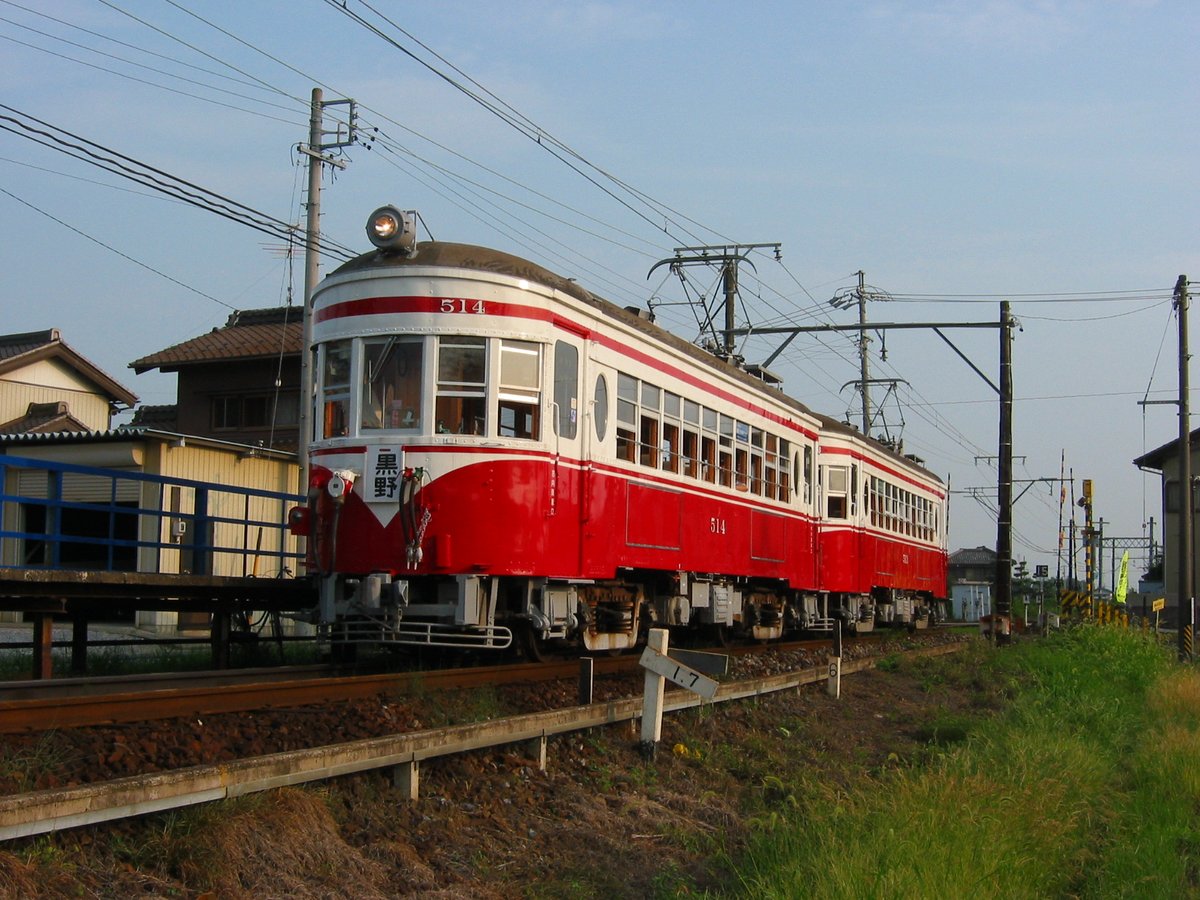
[0,638,837,733]
[0,658,633,733]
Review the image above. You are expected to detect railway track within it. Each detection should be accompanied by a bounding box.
[0,636,970,843]
[0,638,836,733]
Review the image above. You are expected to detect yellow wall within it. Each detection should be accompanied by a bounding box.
[1,358,115,431]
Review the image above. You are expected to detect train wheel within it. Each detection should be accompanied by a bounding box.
[516,623,547,663]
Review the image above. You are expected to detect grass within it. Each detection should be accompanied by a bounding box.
[726,625,1196,899]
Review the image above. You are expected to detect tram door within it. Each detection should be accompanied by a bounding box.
[552,339,585,576]
[820,462,859,590]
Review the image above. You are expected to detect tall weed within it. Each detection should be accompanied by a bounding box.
[729,627,1189,898]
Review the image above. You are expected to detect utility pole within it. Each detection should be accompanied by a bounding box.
[1176,274,1192,661]
[297,88,355,491]
[829,271,895,438]
[854,270,871,434]
[1080,481,1094,608]
[995,300,1014,636]
[1056,451,1066,598]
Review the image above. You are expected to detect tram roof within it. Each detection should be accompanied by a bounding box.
[333,241,941,485]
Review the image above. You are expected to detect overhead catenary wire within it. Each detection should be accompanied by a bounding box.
[0,184,236,311]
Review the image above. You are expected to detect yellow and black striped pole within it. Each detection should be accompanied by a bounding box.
[1081,480,1094,617]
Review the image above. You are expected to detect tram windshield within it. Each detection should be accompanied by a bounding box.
[361,338,423,431]
[317,334,543,442]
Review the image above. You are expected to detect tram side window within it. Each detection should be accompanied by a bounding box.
[778,439,791,500]
[639,382,661,467]
[764,434,778,499]
[436,336,486,435]
[701,434,717,482]
[701,409,718,482]
[594,374,609,442]
[682,400,700,478]
[553,341,578,440]
[616,373,637,461]
[361,337,423,431]
[321,340,352,438]
[718,415,734,488]
[682,429,698,478]
[825,465,848,519]
[661,392,681,472]
[497,339,541,440]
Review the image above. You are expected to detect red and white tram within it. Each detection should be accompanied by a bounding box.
[291,207,948,653]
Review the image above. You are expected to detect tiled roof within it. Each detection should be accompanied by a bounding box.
[0,329,58,363]
[130,307,303,373]
[949,546,997,566]
[0,401,90,435]
[129,404,178,430]
[0,329,137,407]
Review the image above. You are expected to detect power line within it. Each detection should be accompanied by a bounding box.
[0,14,300,115]
[94,0,298,102]
[0,185,236,310]
[0,103,357,261]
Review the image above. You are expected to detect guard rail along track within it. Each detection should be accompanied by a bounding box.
[0,641,965,842]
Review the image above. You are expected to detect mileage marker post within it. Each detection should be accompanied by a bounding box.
[638,628,723,759]
[827,619,843,699]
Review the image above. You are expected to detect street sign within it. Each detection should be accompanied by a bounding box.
[1153,598,1166,612]
[1034,564,1048,578]
[639,646,719,699]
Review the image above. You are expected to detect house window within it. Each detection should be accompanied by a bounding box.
[212,396,239,430]
[1165,479,1200,513]
[212,392,299,432]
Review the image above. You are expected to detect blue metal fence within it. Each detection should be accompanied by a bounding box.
[0,454,305,577]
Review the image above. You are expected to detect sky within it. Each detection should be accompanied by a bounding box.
[1,0,1197,586]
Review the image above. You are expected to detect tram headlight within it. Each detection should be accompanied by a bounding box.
[366,205,417,254]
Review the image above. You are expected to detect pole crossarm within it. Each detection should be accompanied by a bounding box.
[729,320,1003,337]
[954,477,1057,506]
[1100,537,1154,551]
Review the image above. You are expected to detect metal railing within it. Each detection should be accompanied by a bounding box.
[0,454,305,578]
